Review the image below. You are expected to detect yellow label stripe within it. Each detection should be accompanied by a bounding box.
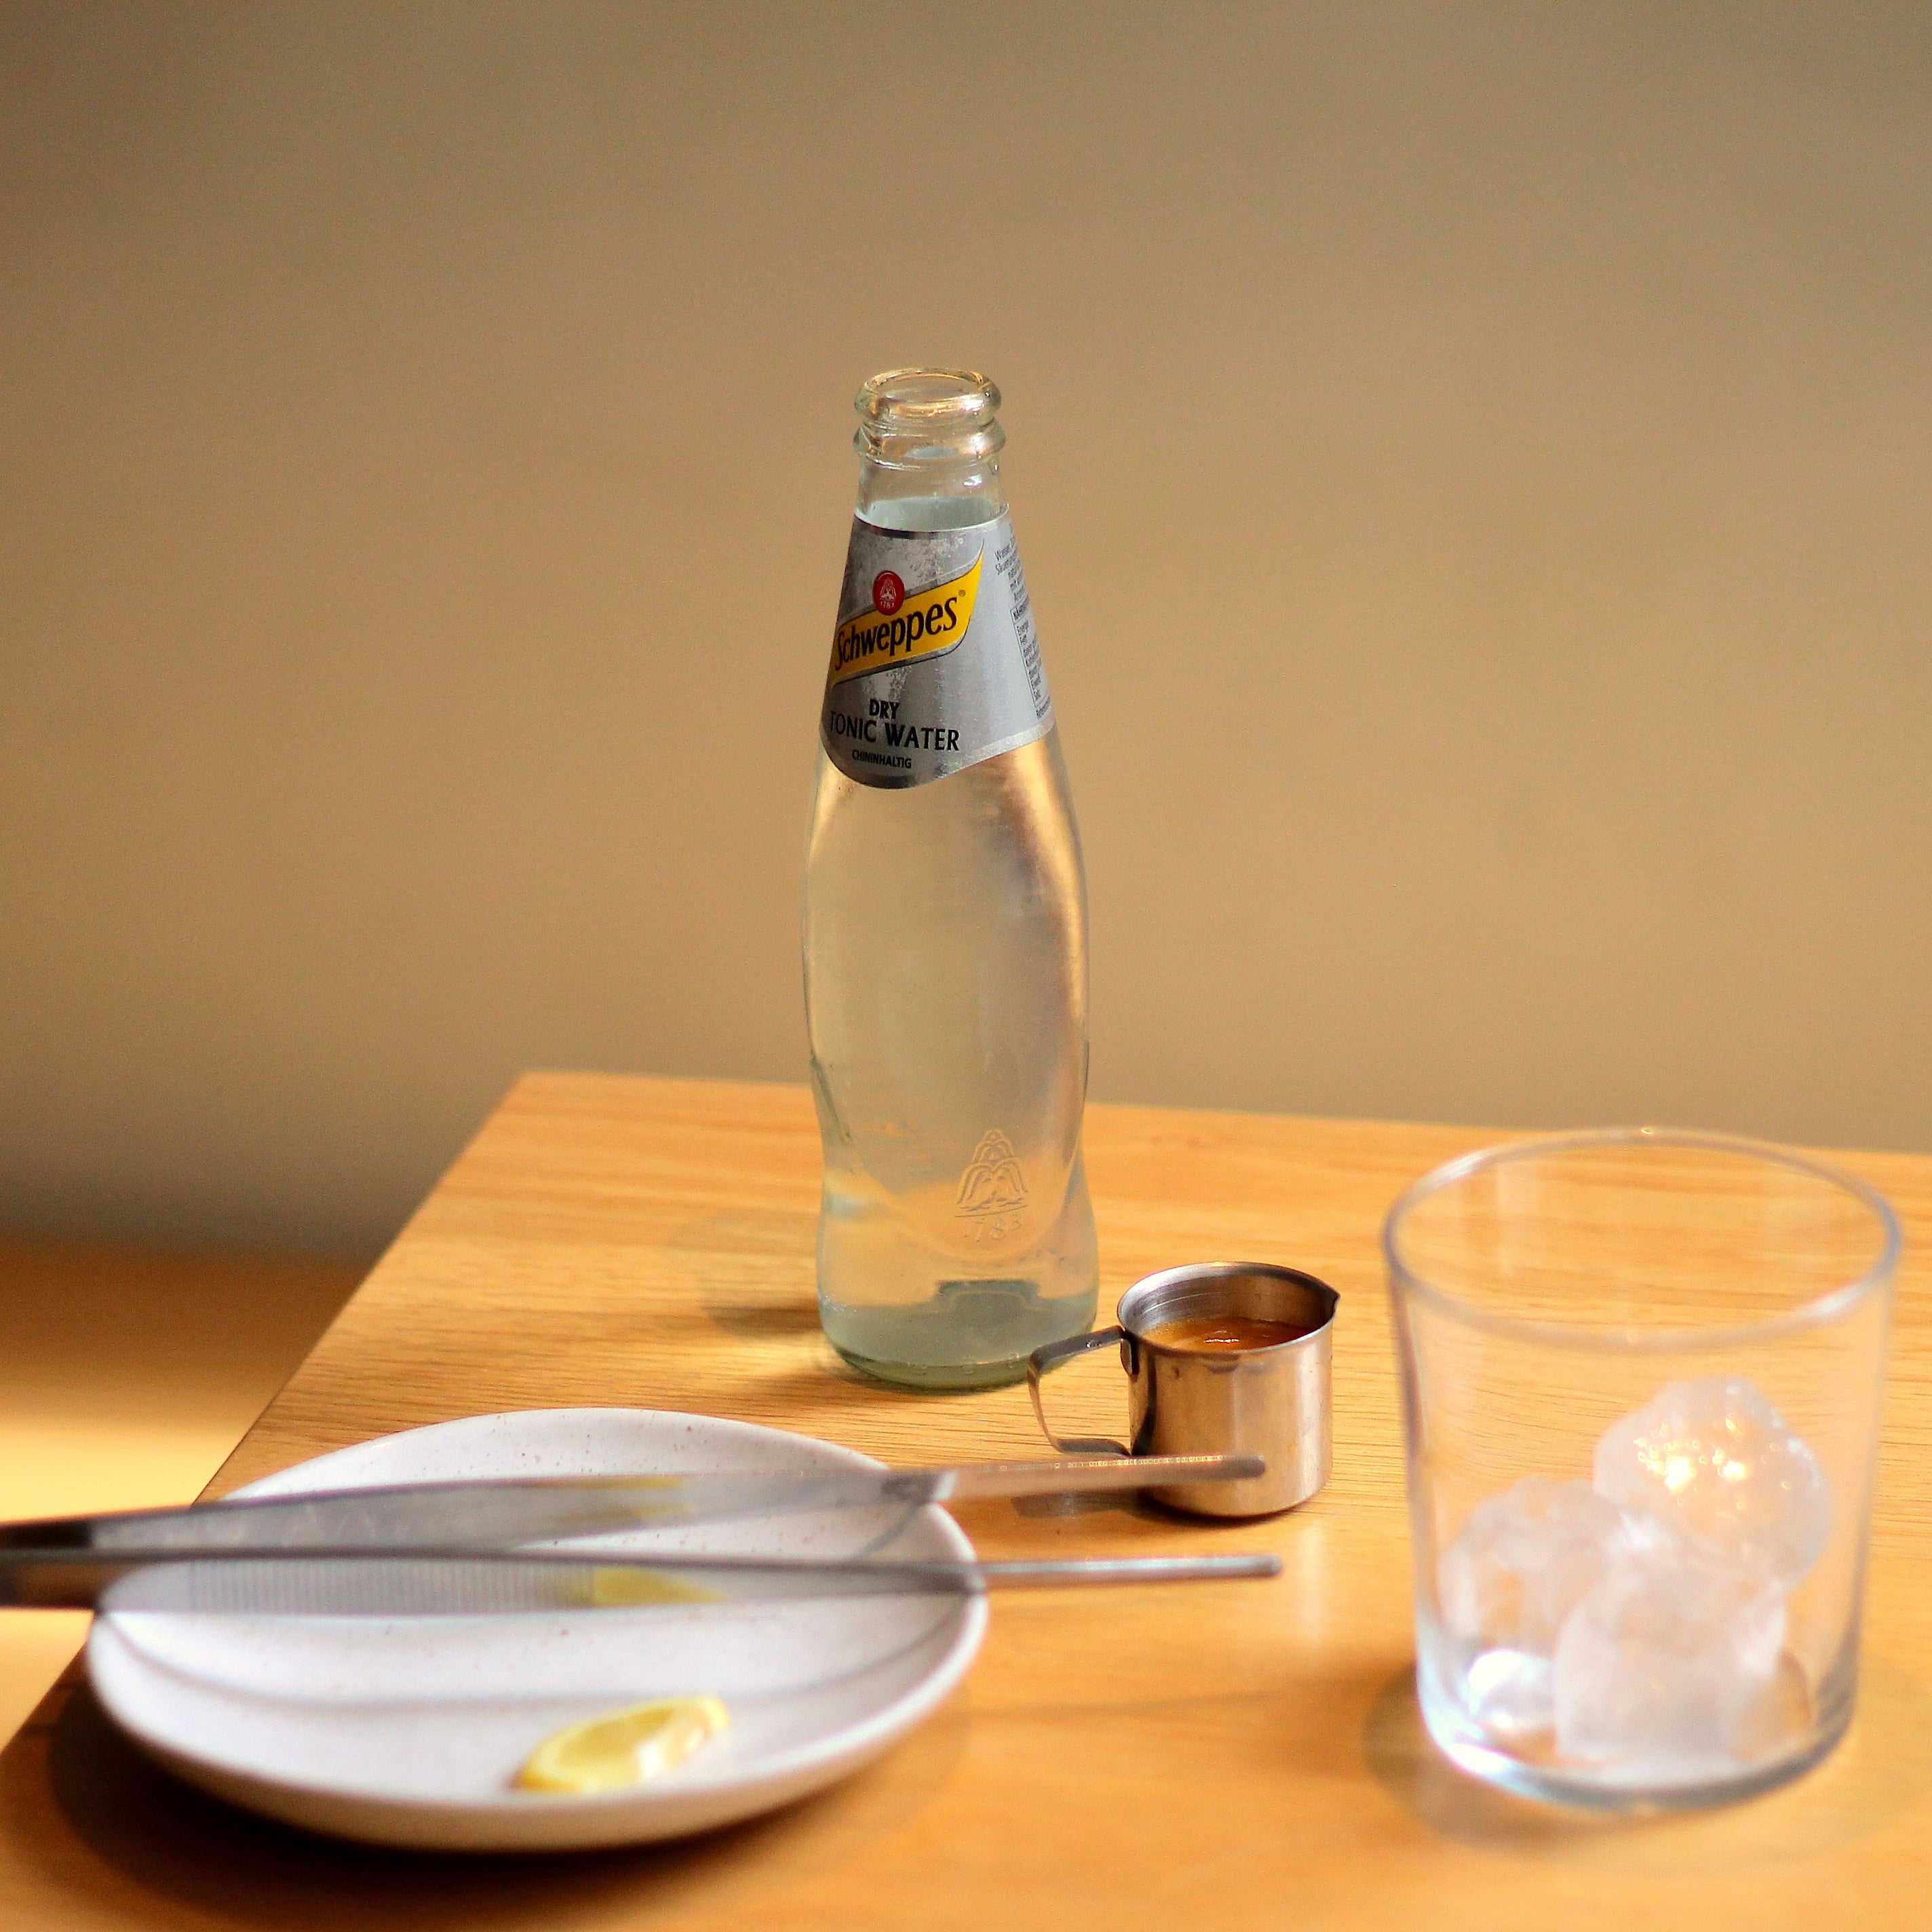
[828,555,982,687]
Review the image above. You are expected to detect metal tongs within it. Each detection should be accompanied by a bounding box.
[0,1454,1280,1614]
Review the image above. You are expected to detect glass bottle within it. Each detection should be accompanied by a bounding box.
[803,368,1098,1387]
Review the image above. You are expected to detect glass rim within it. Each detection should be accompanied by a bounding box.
[1382,1125,1901,1351]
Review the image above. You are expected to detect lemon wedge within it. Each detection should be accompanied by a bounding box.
[514,1696,730,1796]
[589,1566,724,1608]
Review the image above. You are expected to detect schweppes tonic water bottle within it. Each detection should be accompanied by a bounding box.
[804,370,1098,1387]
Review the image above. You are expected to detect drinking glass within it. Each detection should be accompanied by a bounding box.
[1385,1128,1895,1810]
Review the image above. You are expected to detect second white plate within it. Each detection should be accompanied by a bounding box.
[87,1408,987,1851]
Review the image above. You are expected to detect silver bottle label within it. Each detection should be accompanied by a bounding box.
[820,511,1052,788]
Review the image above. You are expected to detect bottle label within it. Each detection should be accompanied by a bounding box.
[820,511,1053,788]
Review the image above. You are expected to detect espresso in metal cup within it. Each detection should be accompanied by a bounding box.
[1026,1262,1337,1517]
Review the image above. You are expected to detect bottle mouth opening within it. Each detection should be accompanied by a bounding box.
[856,368,1001,431]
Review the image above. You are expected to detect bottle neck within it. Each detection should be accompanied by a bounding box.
[851,368,1009,531]
[856,455,1007,530]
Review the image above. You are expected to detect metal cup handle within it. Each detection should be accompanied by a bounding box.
[1026,1326,1132,1456]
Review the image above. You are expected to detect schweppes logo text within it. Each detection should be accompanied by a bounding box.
[828,554,982,687]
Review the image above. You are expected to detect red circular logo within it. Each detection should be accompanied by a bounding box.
[872,571,906,615]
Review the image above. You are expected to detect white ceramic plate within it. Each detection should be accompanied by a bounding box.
[87,1408,987,1851]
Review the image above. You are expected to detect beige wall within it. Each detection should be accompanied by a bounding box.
[3,2,1929,1257]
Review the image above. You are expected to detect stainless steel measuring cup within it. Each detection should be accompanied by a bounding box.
[1026,1262,1338,1517]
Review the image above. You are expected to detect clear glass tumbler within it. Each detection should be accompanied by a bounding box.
[1385,1128,1896,1810]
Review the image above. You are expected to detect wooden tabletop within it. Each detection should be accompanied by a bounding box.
[4,1073,1930,1929]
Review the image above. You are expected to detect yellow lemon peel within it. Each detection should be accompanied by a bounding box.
[589,1566,724,1608]
[514,1696,729,1796]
